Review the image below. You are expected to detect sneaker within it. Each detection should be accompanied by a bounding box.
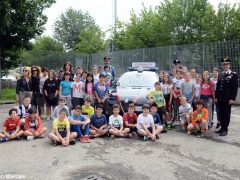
[90,134,95,139]
[128,133,133,138]
[69,139,76,145]
[200,132,205,138]
[131,132,137,139]
[111,135,115,139]
[156,134,160,139]
[187,131,191,135]
[53,141,61,146]
[216,122,221,129]
[85,136,90,143]
[80,136,85,143]
[161,128,167,133]
[27,136,34,141]
[0,137,8,143]
[197,131,202,138]
[39,134,45,138]
[143,136,149,141]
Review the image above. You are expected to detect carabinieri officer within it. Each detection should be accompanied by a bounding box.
[215,57,238,136]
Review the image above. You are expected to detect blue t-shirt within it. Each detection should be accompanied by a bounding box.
[90,114,107,129]
[60,80,72,96]
[152,113,161,125]
[68,114,86,122]
[94,82,109,99]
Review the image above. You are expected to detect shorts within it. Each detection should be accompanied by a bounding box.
[46,93,58,107]
[128,126,137,133]
[110,126,120,130]
[158,107,167,116]
[137,127,153,137]
[164,94,170,105]
[59,132,67,138]
[71,97,84,108]
[2,130,16,135]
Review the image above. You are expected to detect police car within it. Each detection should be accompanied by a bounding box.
[108,62,159,113]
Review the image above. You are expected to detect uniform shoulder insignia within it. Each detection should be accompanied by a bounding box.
[232,72,237,74]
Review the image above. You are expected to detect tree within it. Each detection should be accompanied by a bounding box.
[74,26,106,53]
[53,8,97,50]
[0,0,56,69]
[33,36,64,51]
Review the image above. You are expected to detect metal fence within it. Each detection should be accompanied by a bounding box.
[21,39,240,76]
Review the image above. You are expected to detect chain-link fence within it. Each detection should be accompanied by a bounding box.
[20,39,240,76]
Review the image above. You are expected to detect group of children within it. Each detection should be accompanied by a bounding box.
[1,79,210,146]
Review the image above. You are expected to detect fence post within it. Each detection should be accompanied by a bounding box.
[142,48,145,62]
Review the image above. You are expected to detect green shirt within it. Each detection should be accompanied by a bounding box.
[148,90,165,107]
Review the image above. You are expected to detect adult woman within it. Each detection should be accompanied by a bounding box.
[39,67,49,117]
[43,70,59,120]
[63,61,74,81]
[16,67,32,105]
[30,66,41,115]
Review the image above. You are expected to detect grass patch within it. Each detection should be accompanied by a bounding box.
[0,88,16,101]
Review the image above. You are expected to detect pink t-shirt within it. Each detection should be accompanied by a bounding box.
[200,81,214,96]
[86,83,93,95]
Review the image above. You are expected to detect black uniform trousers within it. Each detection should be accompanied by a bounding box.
[217,101,231,132]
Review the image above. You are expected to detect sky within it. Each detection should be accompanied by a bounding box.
[42,0,239,37]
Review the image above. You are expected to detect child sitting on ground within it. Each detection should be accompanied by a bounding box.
[123,103,138,137]
[18,95,33,128]
[0,108,24,143]
[109,104,130,138]
[53,97,70,119]
[187,100,208,138]
[24,107,47,141]
[137,104,162,141]
[90,104,109,138]
[68,105,91,143]
[48,108,77,146]
[178,96,193,131]
[150,103,164,133]
[82,97,95,117]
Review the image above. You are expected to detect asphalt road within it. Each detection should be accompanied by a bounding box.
[0,104,240,180]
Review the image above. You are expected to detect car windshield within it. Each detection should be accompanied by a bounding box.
[118,72,158,87]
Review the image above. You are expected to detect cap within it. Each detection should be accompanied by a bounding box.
[221,56,231,64]
[173,59,181,65]
[103,56,110,60]
[142,104,150,109]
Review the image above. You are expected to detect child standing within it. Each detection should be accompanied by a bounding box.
[109,104,130,138]
[71,73,85,108]
[147,82,171,129]
[178,97,193,132]
[0,108,24,143]
[18,95,33,128]
[59,72,73,110]
[161,74,172,120]
[48,108,77,146]
[170,85,182,123]
[82,98,95,117]
[193,73,202,110]
[137,104,162,141]
[90,104,109,138]
[24,107,47,140]
[123,103,138,136]
[180,72,195,104]
[68,105,91,143]
[53,97,70,119]
[187,100,208,138]
[94,73,109,107]
[200,71,214,128]
[85,73,95,105]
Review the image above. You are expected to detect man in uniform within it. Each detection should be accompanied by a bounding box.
[215,57,238,136]
[103,56,116,80]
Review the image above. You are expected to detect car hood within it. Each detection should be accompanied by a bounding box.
[115,87,153,104]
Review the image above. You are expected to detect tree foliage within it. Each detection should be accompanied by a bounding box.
[53,8,98,51]
[33,36,63,51]
[112,0,240,50]
[0,0,56,68]
[74,26,106,53]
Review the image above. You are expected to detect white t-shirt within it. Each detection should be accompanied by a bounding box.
[137,113,154,129]
[172,78,184,87]
[179,103,193,116]
[72,81,85,98]
[109,115,123,128]
[161,83,172,95]
[93,74,99,85]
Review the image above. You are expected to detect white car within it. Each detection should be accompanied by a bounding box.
[1,74,17,81]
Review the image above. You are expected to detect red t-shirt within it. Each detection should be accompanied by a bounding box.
[123,112,137,126]
[201,81,214,96]
[3,117,20,131]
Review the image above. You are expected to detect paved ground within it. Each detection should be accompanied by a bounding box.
[0,104,240,180]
